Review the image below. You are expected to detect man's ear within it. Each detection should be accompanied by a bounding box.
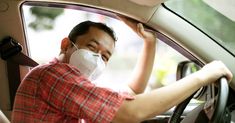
[61,37,70,52]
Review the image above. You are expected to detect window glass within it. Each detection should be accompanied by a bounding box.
[165,0,235,55]
[22,3,188,93]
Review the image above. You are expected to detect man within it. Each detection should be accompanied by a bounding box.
[12,17,232,123]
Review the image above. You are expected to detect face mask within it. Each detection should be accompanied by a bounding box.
[69,42,106,81]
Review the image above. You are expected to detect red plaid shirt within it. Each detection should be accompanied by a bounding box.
[12,58,133,123]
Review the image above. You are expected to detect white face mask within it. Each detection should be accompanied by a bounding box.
[69,42,106,81]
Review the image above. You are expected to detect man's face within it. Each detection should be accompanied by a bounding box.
[66,26,115,64]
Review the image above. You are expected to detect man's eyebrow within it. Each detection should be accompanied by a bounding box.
[90,39,112,56]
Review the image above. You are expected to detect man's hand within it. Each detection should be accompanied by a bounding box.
[197,61,233,86]
[117,15,157,94]
[118,15,156,43]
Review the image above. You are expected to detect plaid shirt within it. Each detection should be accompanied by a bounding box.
[12,58,133,123]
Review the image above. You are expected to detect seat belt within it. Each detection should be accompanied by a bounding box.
[0,36,38,109]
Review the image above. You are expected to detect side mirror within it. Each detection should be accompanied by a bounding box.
[169,61,202,123]
[176,61,206,99]
[176,61,201,80]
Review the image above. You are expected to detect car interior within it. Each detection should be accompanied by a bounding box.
[0,0,235,123]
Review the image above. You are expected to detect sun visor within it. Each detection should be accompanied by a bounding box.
[203,0,235,22]
[128,0,165,7]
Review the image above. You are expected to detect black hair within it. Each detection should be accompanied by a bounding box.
[68,21,117,43]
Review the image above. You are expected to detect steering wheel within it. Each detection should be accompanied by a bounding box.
[169,62,229,123]
[210,77,229,123]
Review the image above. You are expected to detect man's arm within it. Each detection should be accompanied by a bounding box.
[112,61,233,123]
[119,16,157,94]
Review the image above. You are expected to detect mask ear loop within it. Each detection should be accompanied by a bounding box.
[71,41,79,50]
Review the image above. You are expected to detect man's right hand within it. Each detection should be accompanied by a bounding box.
[113,60,233,123]
[197,60,233,86]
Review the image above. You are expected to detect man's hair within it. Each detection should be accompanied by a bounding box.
[68,21,117,43]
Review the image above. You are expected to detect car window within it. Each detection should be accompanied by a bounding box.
[21,2,199,110]
[165,0,235,56]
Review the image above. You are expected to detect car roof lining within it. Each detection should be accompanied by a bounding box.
[22,0,160,23]
[128,0,165,7]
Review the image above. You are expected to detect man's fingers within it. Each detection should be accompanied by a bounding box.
[217,61,233,82]
[137,23,144,38]
[203,60,233,84]
[138,23,144,34]
[225,67,233,82]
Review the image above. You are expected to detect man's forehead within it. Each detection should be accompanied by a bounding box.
[87,27,115,50]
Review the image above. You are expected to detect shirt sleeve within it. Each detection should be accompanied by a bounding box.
[38,63,134,123]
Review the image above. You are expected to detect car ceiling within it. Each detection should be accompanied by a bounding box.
[23,0,162,23]
[0,0,161,55]
[128,0,165,7]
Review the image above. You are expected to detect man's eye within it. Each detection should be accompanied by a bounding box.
[102,55,108,62]
[87,44,96,51]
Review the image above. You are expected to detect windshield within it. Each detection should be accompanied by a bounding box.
[165,0,235,56]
